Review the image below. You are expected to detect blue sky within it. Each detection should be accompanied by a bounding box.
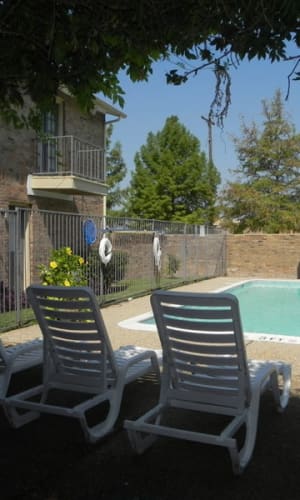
[104,53,300,188]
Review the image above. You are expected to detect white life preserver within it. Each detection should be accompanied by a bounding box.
[99,235,112,265]
[153,236,162,270]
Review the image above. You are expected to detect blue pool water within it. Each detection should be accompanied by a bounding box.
[119,280,300,343]
[225,280,300,337]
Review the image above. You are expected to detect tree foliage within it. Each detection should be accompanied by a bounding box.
[127,116,220,224]
[105,124,128,215]
[0,1,299,128]
[220,90,300,233]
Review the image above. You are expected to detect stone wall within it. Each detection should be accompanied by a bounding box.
[226,233,300,278]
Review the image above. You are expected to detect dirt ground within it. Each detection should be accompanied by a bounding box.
[2,278,300,499]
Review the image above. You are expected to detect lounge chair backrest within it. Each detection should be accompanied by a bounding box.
[150,290,251,414]
[27,285,118,392]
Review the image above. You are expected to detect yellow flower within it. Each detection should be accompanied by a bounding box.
[50,261,58,269]
[79,257,84,265]
[64,279,71,286]
[65,247,72,255]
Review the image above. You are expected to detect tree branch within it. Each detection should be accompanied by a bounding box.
[285,57,300,100]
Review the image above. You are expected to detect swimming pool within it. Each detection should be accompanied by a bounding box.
[118,279,300,343]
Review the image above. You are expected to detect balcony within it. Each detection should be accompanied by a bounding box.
[30,136,107,196]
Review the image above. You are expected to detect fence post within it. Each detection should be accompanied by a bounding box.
[70,136,74,174]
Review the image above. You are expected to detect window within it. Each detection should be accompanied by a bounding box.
[38,102,64,173]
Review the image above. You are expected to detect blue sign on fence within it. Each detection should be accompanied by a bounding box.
[83,219,97,245]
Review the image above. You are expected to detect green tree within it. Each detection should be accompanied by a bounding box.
[220,90,300,233]
[0,1,299,128]
[127,116,220,224]
[105,125,128,215]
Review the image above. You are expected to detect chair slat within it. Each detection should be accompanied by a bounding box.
[172,349,238,366]
[166,327,235,343]
[54,346,104,361]
[39,297,91,309]
[169,338,238,355]
[47,328,100,341]
[160,303,234,320]
[166,387,241,410]
[165,318,234,332]
[47,319,98,331]
[173,359,240,378]
[42,309,95,321]
[53,337,104,351]
[175,370,240,389]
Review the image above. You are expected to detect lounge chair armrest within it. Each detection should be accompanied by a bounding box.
[117,349,161,378]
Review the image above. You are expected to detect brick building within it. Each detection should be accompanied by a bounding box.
[0,89,126,215]
[0,90,126,308]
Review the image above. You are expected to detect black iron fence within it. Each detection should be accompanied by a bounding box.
[0,208,226,332]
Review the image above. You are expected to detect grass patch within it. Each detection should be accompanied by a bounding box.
[100,276,197,305]
[0,307,35,333]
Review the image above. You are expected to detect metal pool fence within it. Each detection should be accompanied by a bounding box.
[0,208,226,331]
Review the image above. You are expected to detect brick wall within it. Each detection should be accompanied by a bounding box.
[226,233,300,278]
[63,93,105,148]
[0,97,35,208]
[107,232,226,281]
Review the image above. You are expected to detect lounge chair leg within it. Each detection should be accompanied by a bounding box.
[78,391,123,443]
[127,428,158,454]
[270,364,291,411]
[4,404,40,428]
[228,443,243,476]
[79,413,117,444]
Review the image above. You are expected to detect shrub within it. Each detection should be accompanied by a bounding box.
[102,250,129,292]
[87,248,129,293]
[166,253,180,277]
[39,247,87,286]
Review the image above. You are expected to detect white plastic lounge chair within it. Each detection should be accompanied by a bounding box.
[5,285,161,443]
[0,337,42,400]
[125,290,291,475]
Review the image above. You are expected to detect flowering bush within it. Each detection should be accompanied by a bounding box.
[39,247,87,286]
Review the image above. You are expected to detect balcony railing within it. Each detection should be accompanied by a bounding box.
[34,135,105,183]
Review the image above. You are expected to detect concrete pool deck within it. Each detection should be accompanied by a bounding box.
[3,276,300,389]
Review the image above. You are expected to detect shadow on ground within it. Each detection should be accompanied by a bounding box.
[1,367,300,500]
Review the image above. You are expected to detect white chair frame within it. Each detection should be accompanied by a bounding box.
[125,290,291,475]
[5,285,161,443]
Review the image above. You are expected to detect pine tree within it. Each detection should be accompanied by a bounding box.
[106,125,128,215]
[127,116,220,223]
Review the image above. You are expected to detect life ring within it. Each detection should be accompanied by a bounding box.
[153,236,162,270]
[99,235,112,265]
